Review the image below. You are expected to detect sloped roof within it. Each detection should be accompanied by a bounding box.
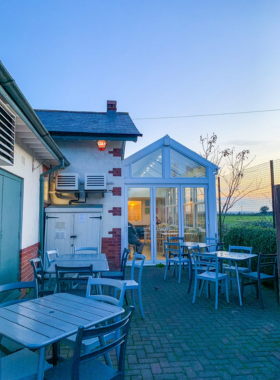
[35,109,142,140]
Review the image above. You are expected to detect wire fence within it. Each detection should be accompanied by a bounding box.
[217,159,280,218]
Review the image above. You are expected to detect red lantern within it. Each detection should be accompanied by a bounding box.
[97,140,107,151]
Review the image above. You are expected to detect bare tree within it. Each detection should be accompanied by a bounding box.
[200,133,261,226]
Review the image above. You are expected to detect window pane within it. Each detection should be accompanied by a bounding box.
[170,148,206,178]
[132,148,162,177]
[183,187,206,242]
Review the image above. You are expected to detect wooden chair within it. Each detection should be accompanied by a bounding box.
[121,253,146,319]
[55,265,93,297]
[44,307,134,380]
[74,246,98,254]
[192,251,229,309]
[241,253,278,309]
[29,257,54,296]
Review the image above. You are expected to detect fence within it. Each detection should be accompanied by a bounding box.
[217,159,280,227]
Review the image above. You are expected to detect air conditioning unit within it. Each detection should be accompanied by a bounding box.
[0,99,15,166]
[85,173,107,191]
[56,173,80,191]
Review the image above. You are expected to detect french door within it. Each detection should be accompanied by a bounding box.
[126,185,207,264]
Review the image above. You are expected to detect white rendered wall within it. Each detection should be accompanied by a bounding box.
[2,141,42,249]
[49,140,122,238]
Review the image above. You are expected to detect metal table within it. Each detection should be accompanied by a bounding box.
[200,251,257,306]
[0,293,124,380]
[181,242,216,250]
[47,256,109,274]
[56,253,106,261]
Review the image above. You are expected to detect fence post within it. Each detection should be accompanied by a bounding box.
[270,160,276,228]
[274,184,280,303]
[218,176,222,241]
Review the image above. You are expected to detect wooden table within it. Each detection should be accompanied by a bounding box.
[0,293,124,380]
[200,251,257,306]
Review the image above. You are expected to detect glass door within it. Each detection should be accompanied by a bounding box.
[155,187,179,261]
[127,187,152,262]
[183,187,206,242]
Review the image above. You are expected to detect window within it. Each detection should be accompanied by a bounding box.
[128,201,142,222]
[132,148,162,178]
[170,148,206,178]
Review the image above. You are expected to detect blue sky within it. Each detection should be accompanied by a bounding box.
[1,0,280,164]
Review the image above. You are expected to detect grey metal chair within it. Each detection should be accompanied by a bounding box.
[192,251,229,309]
[224,245,253,288]
[0,280,38,356]
[65,278,127,365]
[29,257,54,296]
[164,242,191,285]
[121,253,146,319]
[74,246,98,254]
[44,307,134,380]
[55,264,93,297]
[241,253,278,309]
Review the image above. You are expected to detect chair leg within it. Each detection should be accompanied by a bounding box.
[138,287,145,319]
[178,264,182,283]
[192,277,198,304]
[241,276,245,300]
[199,280,205,297]
[215,281,219,309]
[131,289,136,308]
[164,263,168,280]
[187,265,192,294]
[258,280,264,309]
[206,281,209,299]
[229,271,232,290]
[125,293,129,306]
[225,278,229,303]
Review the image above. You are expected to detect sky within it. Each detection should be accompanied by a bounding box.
[1,0,280,165]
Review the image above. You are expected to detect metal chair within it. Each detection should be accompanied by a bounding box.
[65,278,127,363]
[164,242,191,285]
[44,307,134,380]
[192,251,229,309]
[29,257,54,296]
[241,253,278,309]
[205,237,219,252]
[74,246,98,254]
[55,265,93,297]
[46,249,59,266]
[224,246,253,288]
[0,280,38,355]
[121,253,146,319]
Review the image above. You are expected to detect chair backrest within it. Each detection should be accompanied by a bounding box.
[30,257,44,289]
[131,253,146,284]
[167,237,184,243]
[74,246,98,254]
[205,237,219,244]
[86,278,126,307]
[164,241,184,260]
[71,307,134,380]
[46,249,59,266]
[257,253,277,277]
[229,245,252,254]
[55,265,93,293]
[192,251,219,278]
[120,248,131,280]
[0,280,38,307]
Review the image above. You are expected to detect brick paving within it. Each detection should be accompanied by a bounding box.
[124,266,280,380]
[49,266,280,379]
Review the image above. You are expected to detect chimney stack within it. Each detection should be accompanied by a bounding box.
[107,100,117,112]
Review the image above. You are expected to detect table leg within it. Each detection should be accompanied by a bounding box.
[37,346,46,380]
[235,261,242,306]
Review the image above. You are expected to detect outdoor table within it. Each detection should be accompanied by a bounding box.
[203,251,257,306]
[56,253,106,261]
[181,241,216,251]
[46,259,109,274]
[0,293,124,380]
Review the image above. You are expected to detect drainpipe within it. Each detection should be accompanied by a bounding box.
[39,159,65,259]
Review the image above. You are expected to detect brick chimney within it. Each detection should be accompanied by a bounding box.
[107,100,117,112]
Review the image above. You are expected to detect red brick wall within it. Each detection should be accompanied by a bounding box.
[108,148,122,157]
[111,187,121,196]
[108,168,121,176]
[20,243,40,282]
[102,228,121,270]
[108,207,121,216]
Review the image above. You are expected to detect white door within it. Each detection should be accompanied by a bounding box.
[44,212,75,266]
[73,213,102,251]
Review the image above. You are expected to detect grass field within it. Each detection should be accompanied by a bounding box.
[223,214,273,225]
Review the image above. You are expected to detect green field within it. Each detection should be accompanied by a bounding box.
[223,214,273,225]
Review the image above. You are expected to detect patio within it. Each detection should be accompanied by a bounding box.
[47,266,280,380]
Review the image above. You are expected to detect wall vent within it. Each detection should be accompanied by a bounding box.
[56,173,80,191]
[85,173,107,190]
[0,99,15,166]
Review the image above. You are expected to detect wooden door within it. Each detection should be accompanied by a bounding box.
[73,213,102,252]
[0,169,22,285]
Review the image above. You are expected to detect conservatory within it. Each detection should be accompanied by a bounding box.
[122,135,219,264]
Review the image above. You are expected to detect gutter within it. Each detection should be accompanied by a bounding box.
[0,61,70,166]
[39,159,66,258]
